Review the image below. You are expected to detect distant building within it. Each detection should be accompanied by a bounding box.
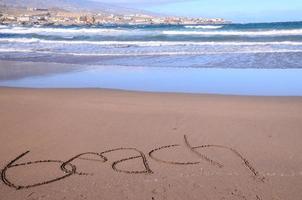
[28,8,49,12]
[17,16,30,22]
[87,16,95,24]
[123,15,133,20]
[151,18,165,24]
[5,16,17,21]
[0,6,230,26]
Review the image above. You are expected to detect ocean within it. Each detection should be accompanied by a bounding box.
[1,21,302,95]
[1,21,302,68]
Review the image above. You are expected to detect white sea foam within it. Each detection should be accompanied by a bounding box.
[185,25,224,29]
[0,27,128,35]
[49,49,302,56]
[163,29,302,36]
[0,38,41,43]
[0,25,8,29]
[1,48,301,55]
[1,38,302,46]
[2,26,302,38]
[0,48,33,53]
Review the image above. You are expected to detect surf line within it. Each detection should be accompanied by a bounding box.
[1,135,264,190]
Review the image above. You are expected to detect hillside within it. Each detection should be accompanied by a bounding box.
[0,0,148,15]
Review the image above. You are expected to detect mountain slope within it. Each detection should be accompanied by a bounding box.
[0,0,147,14]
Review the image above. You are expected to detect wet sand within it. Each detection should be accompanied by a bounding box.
[0,60,82,81]
[0,87,302,200]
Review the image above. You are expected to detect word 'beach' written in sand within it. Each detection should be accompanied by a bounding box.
[1,135,264,190]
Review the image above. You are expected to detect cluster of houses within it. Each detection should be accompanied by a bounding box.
[0,7,228,26]
[96,14,226,25]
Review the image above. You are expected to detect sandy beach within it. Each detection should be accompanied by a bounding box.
[0,87,301,199]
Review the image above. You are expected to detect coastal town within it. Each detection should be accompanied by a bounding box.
[0,6,229,26]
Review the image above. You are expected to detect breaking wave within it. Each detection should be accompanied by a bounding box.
[1,22,302,69]
[184,25,224,29]
[0,26,129,35]
[1,38,302,46]
[163,29,302,36]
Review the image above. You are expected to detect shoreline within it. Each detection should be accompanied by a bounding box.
[2,86,302,98]
[1,60,302,97]
[1,87,302,199]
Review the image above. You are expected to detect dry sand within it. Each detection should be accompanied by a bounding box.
[0,87,302,200]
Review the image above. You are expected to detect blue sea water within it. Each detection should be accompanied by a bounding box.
[1,21,302,68]
[1,21,302,95]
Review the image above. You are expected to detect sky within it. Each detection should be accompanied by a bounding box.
[92,0,302,23]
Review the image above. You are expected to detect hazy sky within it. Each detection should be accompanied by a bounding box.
[92,0,302,22]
